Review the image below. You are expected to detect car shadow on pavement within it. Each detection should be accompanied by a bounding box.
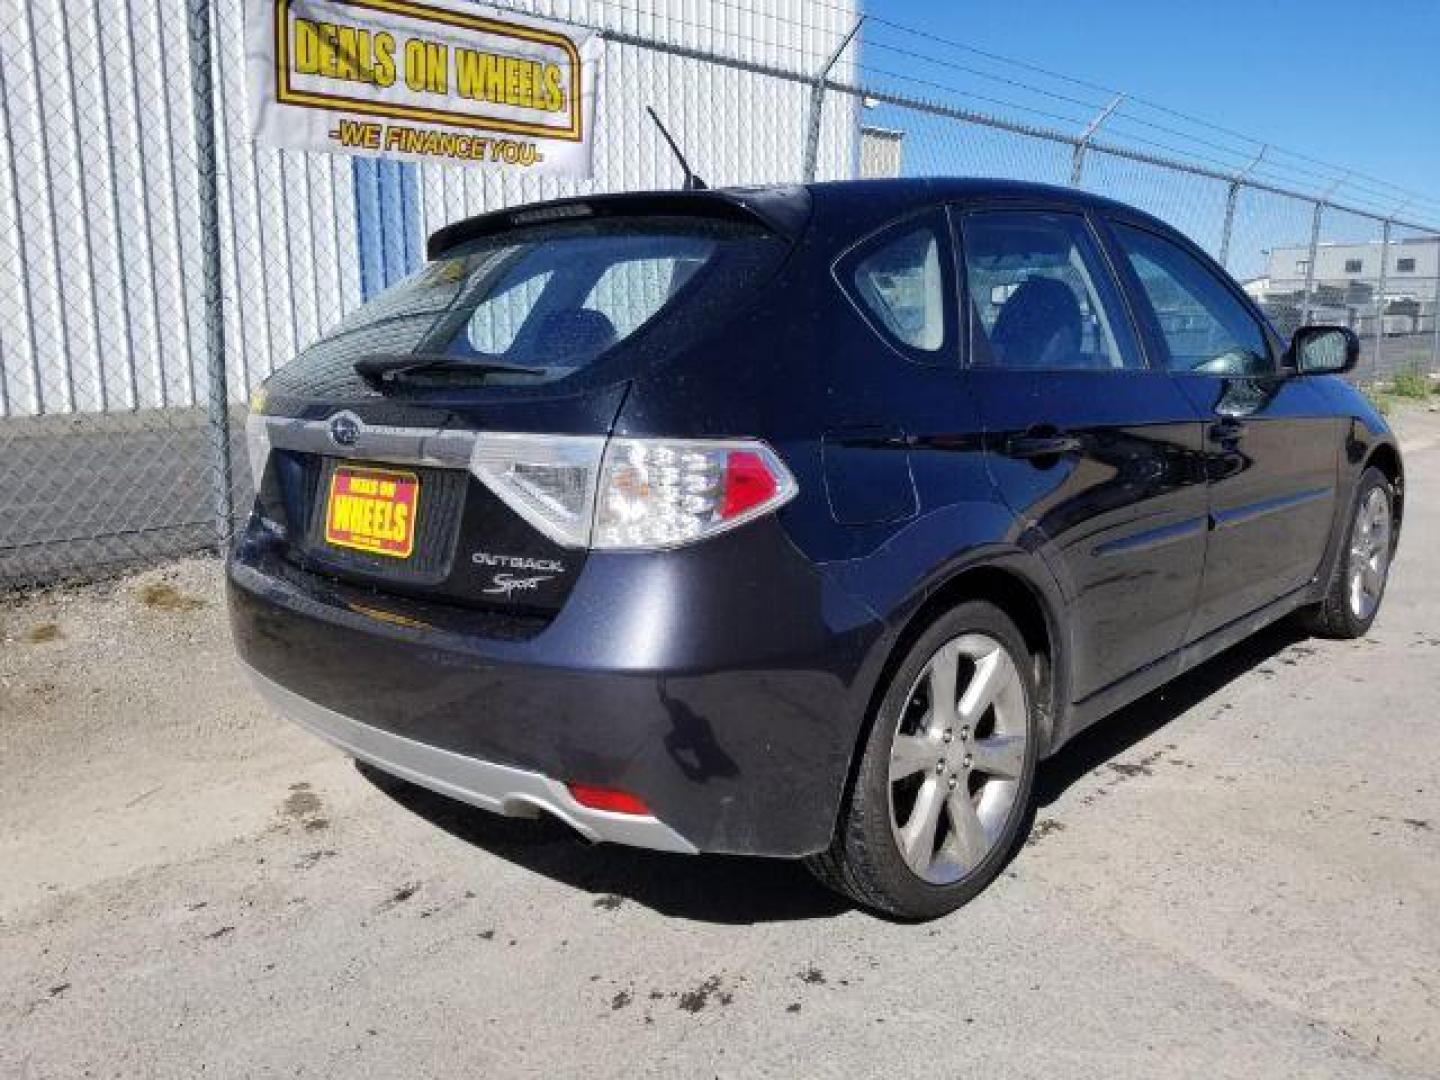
[356,762,852,925]
[1032,618,1309,806]
[359,618,1309,925]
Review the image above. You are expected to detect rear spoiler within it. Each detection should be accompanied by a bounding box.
[426,185,812,260]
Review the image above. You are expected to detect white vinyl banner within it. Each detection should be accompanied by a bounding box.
[246,0,602,177]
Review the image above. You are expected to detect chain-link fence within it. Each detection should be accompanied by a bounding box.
[3,0,1438,588]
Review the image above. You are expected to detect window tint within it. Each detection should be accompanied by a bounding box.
[583,254,706,339]
[1344,258,1363,274]
[849,221,948,351]
[444,228,724,379]
[963,211,1139,370]
[1112,222,1272,376]
[287,215,784,389]
[466,268,553,354]
[1398,257,1416,273]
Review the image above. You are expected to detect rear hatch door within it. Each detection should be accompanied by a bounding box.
[250,192,802,616]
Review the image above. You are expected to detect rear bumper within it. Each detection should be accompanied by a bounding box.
[228,519,886,856]
[244,662,697,852]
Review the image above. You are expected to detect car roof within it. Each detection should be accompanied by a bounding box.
[426,177,1178,260]
[800,176,1175,237]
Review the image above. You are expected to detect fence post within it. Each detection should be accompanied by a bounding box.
[802,17,863,183]
[1218,181,1241,271]
[185,0,233,550]
[1069,95,1123,188]
[1430,242,1440,374]
[1217,146,1265,271]
[1374,219,1390,376]
[1299,201,1324,328]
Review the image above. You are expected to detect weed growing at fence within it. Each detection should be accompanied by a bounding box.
[1391,365,1433,399]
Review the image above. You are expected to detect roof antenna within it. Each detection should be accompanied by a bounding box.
[646,106,707,191]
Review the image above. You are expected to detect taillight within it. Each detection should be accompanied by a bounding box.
[245,383,272,485]
[593,438,795,550]
[469,432,607,548]
[468,434,796,551]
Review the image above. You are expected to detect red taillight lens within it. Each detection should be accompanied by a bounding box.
[567,782,652,816]
[593,438,797,550]
[467,434,798,552]
[721,450,780,519]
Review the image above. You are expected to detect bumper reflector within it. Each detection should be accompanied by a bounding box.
[567,782,652,816]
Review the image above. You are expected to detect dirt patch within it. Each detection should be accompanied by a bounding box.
[24,622,62,644]
[1028,818,1067,845]
[677,975,732,1013]
[380,883,420,910]
[138,582,206,612]
[282,787,323,821]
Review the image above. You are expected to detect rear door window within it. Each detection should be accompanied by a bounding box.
[962,210,1142,370]
[838,210,956,360]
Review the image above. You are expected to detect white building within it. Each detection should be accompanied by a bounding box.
[860,125,904,179]
[1261,236,1439,295]
[0,0,862,419]
[1248,236,1439,336]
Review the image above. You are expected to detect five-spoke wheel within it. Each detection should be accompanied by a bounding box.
[887,633,1028,884]
[1347,485,1392,622]
[807,601,1039,920]
[1303,466,1395,639]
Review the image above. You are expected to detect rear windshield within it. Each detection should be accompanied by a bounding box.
[306,215,784,386]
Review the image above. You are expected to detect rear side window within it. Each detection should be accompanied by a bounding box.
[840,211,955,359]
[962,210,1141,371]
[303,215,784,386]
[1111,222,1272,376]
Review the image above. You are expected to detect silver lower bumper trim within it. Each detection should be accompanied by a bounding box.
[242,664,698,855]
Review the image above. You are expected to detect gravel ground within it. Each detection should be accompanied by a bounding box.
[3,406,1439,1080]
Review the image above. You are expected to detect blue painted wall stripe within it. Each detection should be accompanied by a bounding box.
[352,158,423,299]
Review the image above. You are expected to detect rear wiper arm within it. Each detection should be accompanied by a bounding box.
[354,353,546,387]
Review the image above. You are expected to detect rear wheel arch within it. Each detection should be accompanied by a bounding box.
[1365,441,1404,531]
[846,560,1068,803]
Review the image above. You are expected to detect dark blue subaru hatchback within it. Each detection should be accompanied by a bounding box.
[231,179,1402,919]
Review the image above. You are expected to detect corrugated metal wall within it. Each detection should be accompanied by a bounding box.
[0,0,860,418]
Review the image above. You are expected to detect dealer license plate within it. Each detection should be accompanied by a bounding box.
[323,465,419,559]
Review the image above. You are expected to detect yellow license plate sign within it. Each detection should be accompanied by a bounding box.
[324,465,419,559]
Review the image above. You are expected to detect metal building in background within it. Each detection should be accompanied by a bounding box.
[860,125,904,179]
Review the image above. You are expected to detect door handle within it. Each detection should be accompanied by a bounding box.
[1208,419,1247,444]
[1007,431,1081,459]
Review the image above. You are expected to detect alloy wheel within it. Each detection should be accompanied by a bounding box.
[887,633,1029,885]
[1348,486,1392,622]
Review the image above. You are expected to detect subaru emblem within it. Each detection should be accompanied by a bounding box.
[328,413,361,447]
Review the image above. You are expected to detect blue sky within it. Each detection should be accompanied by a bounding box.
[870,0,1439,193]
[858,0,1440,274]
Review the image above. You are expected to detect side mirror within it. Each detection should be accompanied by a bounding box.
[1289,325,1359,375]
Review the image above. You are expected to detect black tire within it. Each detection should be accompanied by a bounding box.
[1300,466,1395,639]
[806,600,1039,920]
